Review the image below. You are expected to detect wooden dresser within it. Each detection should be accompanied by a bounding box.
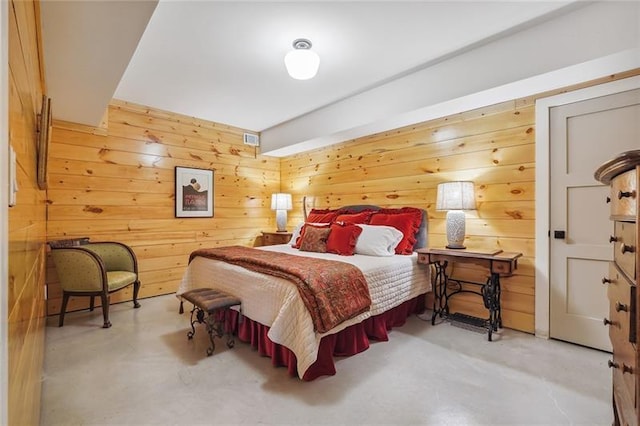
[595,150,640,426]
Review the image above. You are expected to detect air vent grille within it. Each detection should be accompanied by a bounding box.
[243,133,259,147]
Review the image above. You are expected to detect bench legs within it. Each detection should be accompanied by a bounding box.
[187,306,235,356]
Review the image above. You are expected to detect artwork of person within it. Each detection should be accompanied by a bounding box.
[183,178,202,196]
[182,176,208,211]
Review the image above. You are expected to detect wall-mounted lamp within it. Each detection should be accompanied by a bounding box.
[284,38,320,80]
[435,181,476,249]
[271,193,293,232]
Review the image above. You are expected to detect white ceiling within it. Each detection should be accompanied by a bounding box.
[41,1,604,155]
[115,0,576,131]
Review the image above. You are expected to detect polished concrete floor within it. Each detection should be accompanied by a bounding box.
[41,294,611,425]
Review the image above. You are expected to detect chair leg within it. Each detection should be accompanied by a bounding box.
[101,293,112,328]
[133,280,141,309]
[89,296,95,311]
[58,293,70,327]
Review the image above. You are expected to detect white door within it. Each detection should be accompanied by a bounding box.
[549,88,640,351]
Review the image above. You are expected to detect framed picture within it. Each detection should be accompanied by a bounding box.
[37,95,51,190]
[175,166,214,217]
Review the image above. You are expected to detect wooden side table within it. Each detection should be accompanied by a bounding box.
[416,247,522,341]
[261,231,292,246]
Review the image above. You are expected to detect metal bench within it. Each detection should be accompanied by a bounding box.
[181,288,241,356]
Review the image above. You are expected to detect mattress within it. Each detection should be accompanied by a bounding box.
[177,244,431,377]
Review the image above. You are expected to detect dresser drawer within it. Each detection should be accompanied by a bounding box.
[610,168,637,219]
[609,267,637,413]
[612,354,637,424]
[613,221,637,281]
[608,263,635,343]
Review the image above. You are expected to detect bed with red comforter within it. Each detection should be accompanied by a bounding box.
[176,205,431,380]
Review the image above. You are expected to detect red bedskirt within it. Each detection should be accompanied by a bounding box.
[222,294,425,381]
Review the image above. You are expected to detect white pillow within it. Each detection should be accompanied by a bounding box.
[288,222,330,246]
[355,224,403,256]
[288,222,305,245]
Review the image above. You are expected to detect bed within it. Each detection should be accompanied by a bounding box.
[176,205,431,380]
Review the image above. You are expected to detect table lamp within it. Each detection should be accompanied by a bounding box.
[436,181,476,249]
[271,193,293,232]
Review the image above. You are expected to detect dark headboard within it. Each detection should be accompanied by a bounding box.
[340,205,428,251]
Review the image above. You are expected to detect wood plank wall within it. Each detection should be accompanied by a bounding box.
[45,100,281,315]
[7,0,47,424]
[279,71,640,334]
[280,101,537,332]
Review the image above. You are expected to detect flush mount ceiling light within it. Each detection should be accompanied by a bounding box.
[284,38,320,80]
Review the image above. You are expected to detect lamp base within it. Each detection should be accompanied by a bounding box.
[275,210,288,232]
[445,210,466,250]
[446,244,466,250]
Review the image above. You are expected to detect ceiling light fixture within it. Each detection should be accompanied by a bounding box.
[284,38,320,80]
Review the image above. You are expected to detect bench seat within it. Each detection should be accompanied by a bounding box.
[181,288,241,356]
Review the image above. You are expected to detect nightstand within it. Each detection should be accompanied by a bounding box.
[416,247,522,341]
[261,231,292,246]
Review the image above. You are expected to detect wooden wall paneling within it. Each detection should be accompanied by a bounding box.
[45,101,280,316]
[282,107,533,171]
[281,102,536,333]
[109,99,249,138]
[7,0,46,424]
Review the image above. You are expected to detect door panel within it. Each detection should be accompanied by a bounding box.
[550,88,640,351]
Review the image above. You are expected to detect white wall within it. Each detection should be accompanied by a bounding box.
[262,1,640,156]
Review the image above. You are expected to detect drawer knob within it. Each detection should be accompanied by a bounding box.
[623,364,634,375]
[615,301,628,312]
[608,360,619,369]
[602,277,613,285]
[618,190,636,200]
[606,196,611,204]
[603,318,616,326]
[620,243,636,254]
[609,235,618,243]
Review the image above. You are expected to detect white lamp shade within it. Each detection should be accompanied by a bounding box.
[435,181,476,211]
[271,193,292,211]
[284,49,320,80]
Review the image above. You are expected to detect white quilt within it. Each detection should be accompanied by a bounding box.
[177,244,431,378]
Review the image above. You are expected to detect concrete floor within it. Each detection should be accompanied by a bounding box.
[41,294,612,425]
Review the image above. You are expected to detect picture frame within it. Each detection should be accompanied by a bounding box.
[37,95,51,190]
[175,166,214,217]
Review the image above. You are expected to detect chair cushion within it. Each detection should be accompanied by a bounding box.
[107,271,137,291]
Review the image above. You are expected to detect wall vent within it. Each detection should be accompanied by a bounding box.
[243,133,260,147]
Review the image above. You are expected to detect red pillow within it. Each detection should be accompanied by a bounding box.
[326,222,363,256]
[292,223,330,249]
[306,209,341,223]
[369,208,422,254]
[334,210,374,224]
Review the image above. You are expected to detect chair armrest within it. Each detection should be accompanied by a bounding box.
[50,248,107,292]
[84,242,138,273]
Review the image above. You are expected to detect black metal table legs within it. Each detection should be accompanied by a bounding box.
[482,273,502,341]
[431,260,449,325]
[187,306,235,356]
[430,260,502,341]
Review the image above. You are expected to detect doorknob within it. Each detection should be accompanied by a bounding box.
[553,230,565,239]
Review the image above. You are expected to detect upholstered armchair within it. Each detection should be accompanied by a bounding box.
[49,241,141,328]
